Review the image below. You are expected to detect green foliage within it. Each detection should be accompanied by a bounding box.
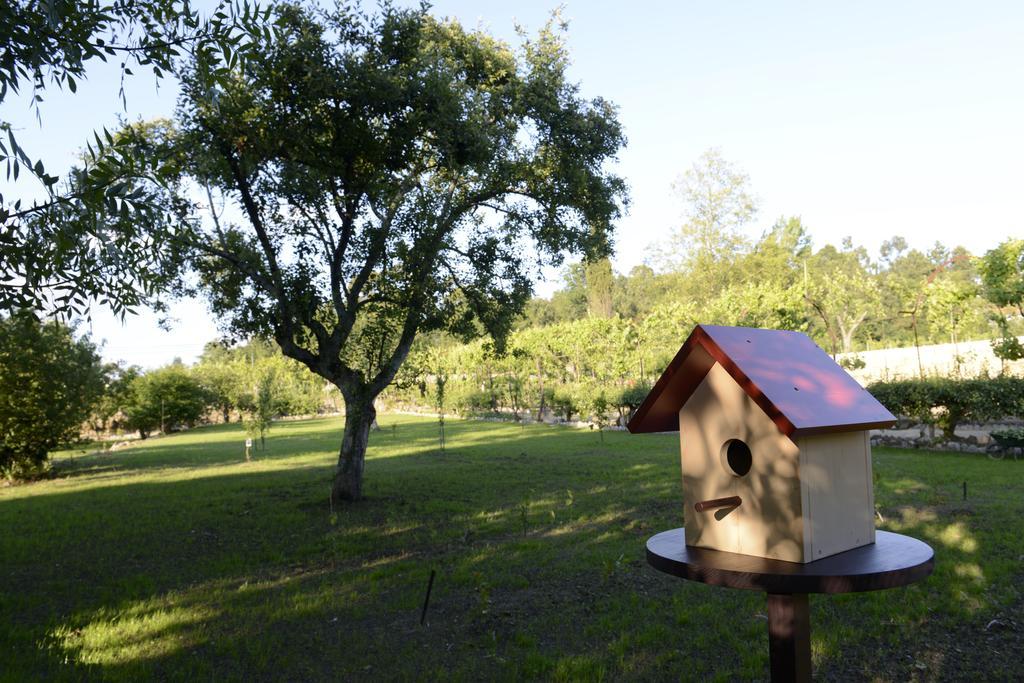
[389,315,659,428]
[194,339,328,423]
[980,239,1024,314]
[838,355,866,371]
[388,225,1024,433]
[193,357,246,423]
[990,427,1024,444]
[1,1,272,314]
[124,365,210,438]
[868,376,1024,440]
[585,258,614,318]
[651,148,757,276]
[88,363,140,434]
[804,239,881,354]
[579,384,611,440]
[84,337,330,444]
[521,151,1009,360]
[549,385,580,422]
[980,240,1024,361]
[611,381,652,422]
[0,313,104,475]
[925,263,981,345]
[988,307,1024,363]
[447,384,493,416]
[242,368,276,450]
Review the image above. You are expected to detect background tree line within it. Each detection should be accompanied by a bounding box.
[382,152,1024,423]
[5,150,1021,476]
[523,151,1018,358]
[98,339,335,440]
[0,324,333,476]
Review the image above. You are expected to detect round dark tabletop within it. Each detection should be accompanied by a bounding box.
[646,528,934,594]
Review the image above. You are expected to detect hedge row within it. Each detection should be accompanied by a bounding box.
[867,377,1024,439]
[385,377,653,426]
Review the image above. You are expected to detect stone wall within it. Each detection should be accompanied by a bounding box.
[837,337,1024,385]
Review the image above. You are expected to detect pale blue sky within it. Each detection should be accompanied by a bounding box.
[6,1,1023,366]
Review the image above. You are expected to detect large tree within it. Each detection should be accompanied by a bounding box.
[650,148,758,283]
[144,4,626,501]
[804,238,881,354]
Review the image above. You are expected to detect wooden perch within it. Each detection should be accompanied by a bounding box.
[694,495,742,512]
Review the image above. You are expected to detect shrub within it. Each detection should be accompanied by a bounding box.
[0,314,105,475]
[124,366,211,438]
[448,383,492,416]
[550,385,580,422]
[991,427,1024,443]
[839,354,866,371]
[612,381,652,424]
[868,376,1024,440]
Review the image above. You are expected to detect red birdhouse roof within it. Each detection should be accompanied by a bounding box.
[627,325,896,437]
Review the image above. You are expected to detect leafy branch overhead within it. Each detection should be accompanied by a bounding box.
[155,4,626,380]
[0,0,272,314]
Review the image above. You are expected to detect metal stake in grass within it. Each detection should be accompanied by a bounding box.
[420,569,436,625]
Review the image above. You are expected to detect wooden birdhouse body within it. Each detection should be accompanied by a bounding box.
[680,361,805,561]
[794,431,876,561]
[630,325,895,564]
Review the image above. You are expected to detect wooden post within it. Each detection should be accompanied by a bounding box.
[767,593,811,683]
[646,529,933,683]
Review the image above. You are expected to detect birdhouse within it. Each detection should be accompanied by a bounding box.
[628,325,896,564]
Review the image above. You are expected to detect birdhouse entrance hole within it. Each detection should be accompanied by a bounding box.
[723,439,752,477]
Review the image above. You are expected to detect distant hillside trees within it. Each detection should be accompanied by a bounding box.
[523,151,1006,358]
[386,152,1024,425]
[78,338,331,444]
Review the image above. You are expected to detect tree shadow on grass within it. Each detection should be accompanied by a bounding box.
[3,426,1021,681]
[2,445,678,679]
[47,416,650,488]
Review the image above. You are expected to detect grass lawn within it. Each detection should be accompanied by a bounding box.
[1,415,1022,681]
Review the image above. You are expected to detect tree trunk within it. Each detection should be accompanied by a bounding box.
[838,312,867,354]
[332,398,376,503]
[535,359,545,423]
[487,364,496,411]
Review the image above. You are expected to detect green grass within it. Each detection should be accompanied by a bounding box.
[2,415,1022,681]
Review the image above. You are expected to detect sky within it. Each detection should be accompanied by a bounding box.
[6,1,1023,367]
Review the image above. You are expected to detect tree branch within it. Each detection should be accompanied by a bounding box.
[220,144,283,293]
